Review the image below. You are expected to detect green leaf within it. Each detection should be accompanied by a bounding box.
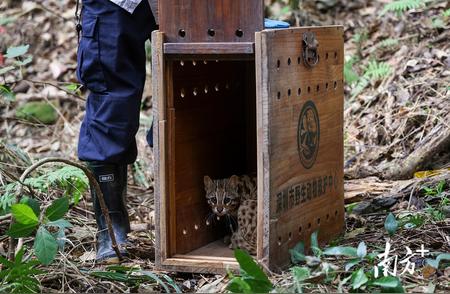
[34,227,58,265]
[0,84,16,101]
[16,101,58,125]
[372,276,401,288]
[310,230,321,257]
[227,277,251,293]
[140,271,171,293]
[45,196,69,221]
[20,197,40,217]
[6,222,37,237]
[290,241,306,264]
[384,213,398,236]
[372,276,405,293]
[0,16,16,26]
[426,253,450,269]
[161,274,182,293]
[323,246,358,257]
[291,266,310,293]
[47,219,72,229]
[235,249,270,284]
[351,268,368,289]
[0,66,16,75]
[14,56,33,66]
[90,271,134,283]
[345,258,361,271]
[344,61,359,85]
[291,266,310,281]
[234,249,273,293]
[5,45,30,58]
[357,241,367,258]
[11,203,38,225]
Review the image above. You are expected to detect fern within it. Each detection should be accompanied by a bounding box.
[351,77,370,99]
[0,166,88,213]
[0,182,18,214]
[350,61,392,98]
[363,61,392,81]
[382,0,427,15]
[376,38,400,50]
[28,166,89,204]
[443,8,450,17]
[344,56,360,85]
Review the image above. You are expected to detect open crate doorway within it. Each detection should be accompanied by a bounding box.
[162,56,257,265]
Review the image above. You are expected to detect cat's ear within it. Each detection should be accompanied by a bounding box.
[204,176,214,192]
[228,175,239,190]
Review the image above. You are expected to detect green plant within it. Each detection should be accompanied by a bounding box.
[374,38,400,52]
[64,83,83,96]
[15,101,58,124]
[227,249,273,293]
[426,253,450,269]
[422,180,448,221]
[6,196,72,265]
[90,266,181,293]
[344,56,360,85]
[423,180,445,197]
[0,165,89,215]
[384,212,398,236]
[398,213,426,229]
[323,242,404,292]
[350,60,392,98]
[382,0,428,15]
[287,229,404,292]
[0,248,42,293]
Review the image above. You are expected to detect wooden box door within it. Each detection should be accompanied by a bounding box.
[255,27,345,270]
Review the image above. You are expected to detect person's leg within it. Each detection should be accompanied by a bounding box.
[76,0,156,262]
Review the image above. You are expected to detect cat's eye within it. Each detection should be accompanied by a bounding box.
[224,197,231,204]
[210,198,217,204]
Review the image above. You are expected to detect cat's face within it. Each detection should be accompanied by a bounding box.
[204,175,240,217]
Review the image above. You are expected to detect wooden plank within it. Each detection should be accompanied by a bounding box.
[164,42,254,55]
[183,240,234,258]
[162,257,238,274]
[152,31,167,268]
[257,26,345,270]
[168,108,177,256]
[255,31,271,264]
[159,0,263,43]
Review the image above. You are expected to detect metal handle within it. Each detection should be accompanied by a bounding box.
[302,32,319,68]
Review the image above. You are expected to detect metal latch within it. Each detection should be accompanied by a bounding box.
[302,32,319,68]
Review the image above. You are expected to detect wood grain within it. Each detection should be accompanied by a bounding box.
[256,26,345,270]
[152,31,167,267]
[164,42,254,55]
[158,0,263,43]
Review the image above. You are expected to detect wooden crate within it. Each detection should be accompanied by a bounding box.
[152,23,344,273]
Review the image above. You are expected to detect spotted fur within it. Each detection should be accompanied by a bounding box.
[204,175,257,255]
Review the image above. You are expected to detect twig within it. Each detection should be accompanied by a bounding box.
[7,157,122,261]
[24,79,85,102]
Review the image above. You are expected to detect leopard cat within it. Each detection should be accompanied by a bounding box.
[204,175,257,255]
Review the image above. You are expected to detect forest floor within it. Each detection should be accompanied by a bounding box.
[0,0,449,292]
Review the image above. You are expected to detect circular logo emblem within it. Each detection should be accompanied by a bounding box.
[297,100,320,169]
